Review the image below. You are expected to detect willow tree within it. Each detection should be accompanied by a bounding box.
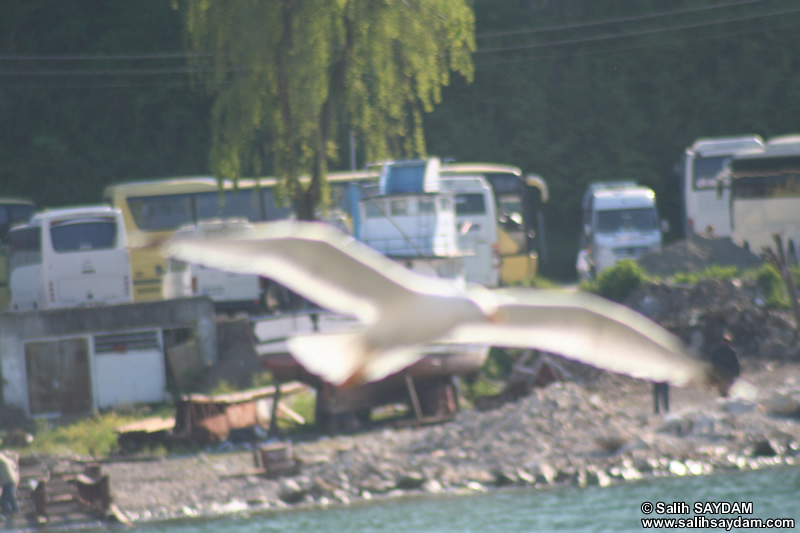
[180,0,475,219]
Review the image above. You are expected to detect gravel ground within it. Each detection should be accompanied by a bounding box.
[103,358,800,525]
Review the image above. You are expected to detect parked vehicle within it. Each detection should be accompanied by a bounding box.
[440,176,500,287]
[578,182,665,278]
[728,134,800,262]
[678,135,764,237]
[8,205,132,311]
[104,161,548,300]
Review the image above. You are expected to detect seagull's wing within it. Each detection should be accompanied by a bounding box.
[161,220,452,322]
[449,288,707,387]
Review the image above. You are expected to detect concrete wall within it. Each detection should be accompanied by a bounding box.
[0,296,217,416]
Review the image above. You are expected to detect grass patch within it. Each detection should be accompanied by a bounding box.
[25,413,139,458]
[278,388,316,429]
[670,265,740,285]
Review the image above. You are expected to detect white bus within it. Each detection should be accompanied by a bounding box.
[729,135,800,262]
[162,218,264,312]
[679,135,764,237]
[440,176,500,287]
[8,206,133,311]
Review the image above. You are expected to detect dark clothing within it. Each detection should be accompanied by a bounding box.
[709,343,740,397]
[653,382,669,414]
[0,484,18,515]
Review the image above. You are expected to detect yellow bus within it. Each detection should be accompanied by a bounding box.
[103,163,548,301]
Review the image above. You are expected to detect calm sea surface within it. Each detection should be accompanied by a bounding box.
[125,466,800,532]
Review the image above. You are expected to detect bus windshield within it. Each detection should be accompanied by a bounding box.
[50,219,118,252]
[596,208,658,234]
[693,155,731,189]
[454,193,486,215]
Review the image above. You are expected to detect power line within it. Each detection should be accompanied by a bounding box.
[1,2,797,86]
[474,18,800,67]
[0,67,238,77]
[0,79,204,90]
[0,66,221,77]
[476,0,766,38]
[475,4,800,54]
[0,52,211,61]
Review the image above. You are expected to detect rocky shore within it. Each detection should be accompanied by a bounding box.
[103,357,800,525]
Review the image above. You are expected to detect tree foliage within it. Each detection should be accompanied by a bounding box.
[180,0,475,218]
[0,0,211,208]
[4,1,800,278]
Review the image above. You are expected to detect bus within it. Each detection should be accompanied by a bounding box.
[728,134,800,262]
[0,197,37,309]
[103,162,549,300]
[8,205,133,311]
[678,135,764,238]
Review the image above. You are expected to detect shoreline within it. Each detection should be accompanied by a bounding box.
[102,358,800,526]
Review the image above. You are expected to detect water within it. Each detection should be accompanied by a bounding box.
[127,467,800,532]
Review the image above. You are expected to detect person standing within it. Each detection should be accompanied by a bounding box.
[709,332,740,397]
[653,381,669,414]
[0,450,19,517]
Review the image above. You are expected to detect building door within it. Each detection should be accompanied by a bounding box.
[25,338,92,416]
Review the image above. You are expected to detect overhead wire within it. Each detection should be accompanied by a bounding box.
[1,1,798,88]
[475,14,800,67]
[475,3,800,54]
[476,0,767,38]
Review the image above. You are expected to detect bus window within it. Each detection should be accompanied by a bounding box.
[454,193,486,215]
[128,194,194,231]
[50,218,118,252]
[195,189,263,222]
[9,227,42,270]
[390,199,408,216]
[692,155,732,190]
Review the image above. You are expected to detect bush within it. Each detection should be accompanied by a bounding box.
[749,263,787,308]
[589,259,647,303]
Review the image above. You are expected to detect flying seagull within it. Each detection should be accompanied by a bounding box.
[159,220,710,389]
